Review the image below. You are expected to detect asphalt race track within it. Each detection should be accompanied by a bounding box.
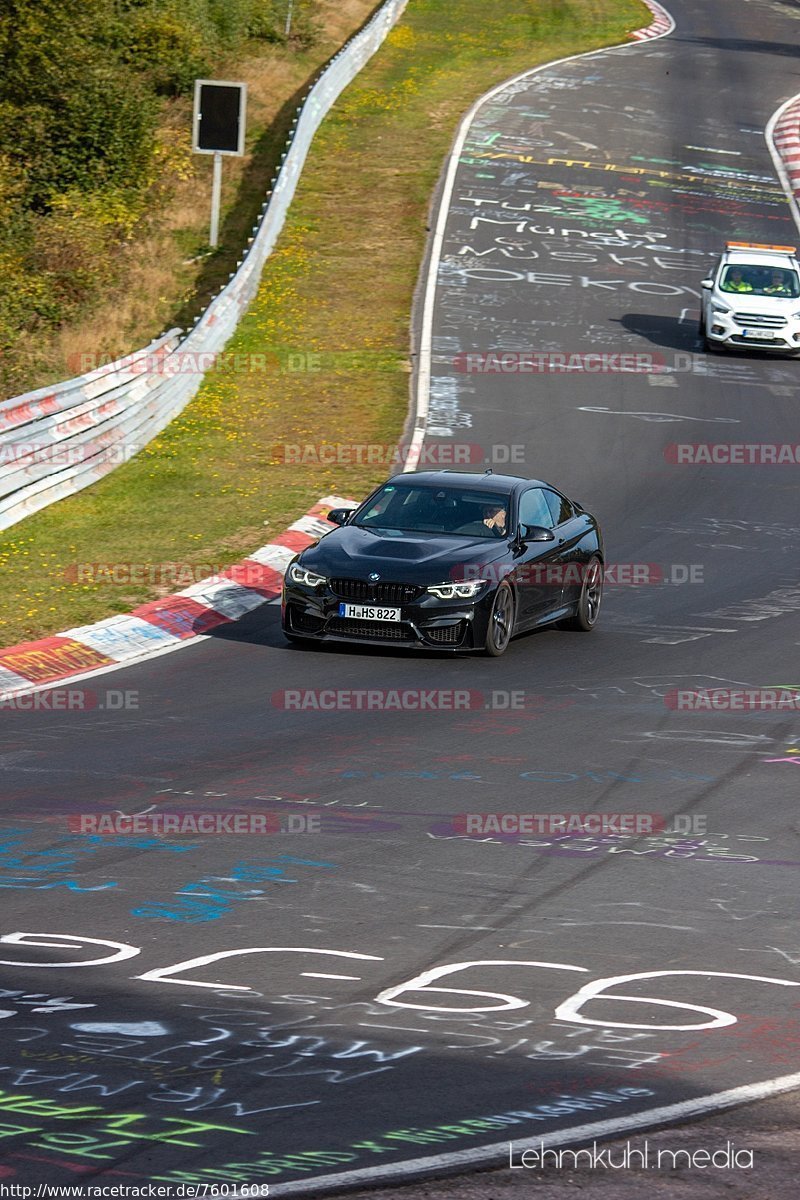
[1,0,800,1192]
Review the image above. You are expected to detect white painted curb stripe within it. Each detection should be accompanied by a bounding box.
[62,615,182,659]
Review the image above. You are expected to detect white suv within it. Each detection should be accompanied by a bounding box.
[700,241,800,355]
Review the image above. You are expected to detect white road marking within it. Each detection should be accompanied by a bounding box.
[685,145,741,155]
[301,973,362,980]
[578,407,738,422]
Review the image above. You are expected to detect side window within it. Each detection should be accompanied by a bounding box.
[519,489,554,529]
[544,490,572,526]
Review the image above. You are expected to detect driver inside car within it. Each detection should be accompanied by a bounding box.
[482,503,507,536]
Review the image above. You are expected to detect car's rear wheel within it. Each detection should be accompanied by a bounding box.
[564,557,603,631]
[484,582,515,656]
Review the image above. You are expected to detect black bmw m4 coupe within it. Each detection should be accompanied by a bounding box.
[281,471,604,656]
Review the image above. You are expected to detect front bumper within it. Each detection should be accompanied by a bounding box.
[281,584,494,651]
[706,309,800,352]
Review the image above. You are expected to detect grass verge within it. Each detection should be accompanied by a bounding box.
[0,0,647,647]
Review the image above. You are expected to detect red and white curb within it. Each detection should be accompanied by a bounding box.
[767,93,800,230]
[0,495,355,699]
[630,0,674,41]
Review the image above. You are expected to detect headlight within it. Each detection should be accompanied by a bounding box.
[792,311,800,319]
[427,580,486,599]
[712,306,731,317]
[288,563,328,588]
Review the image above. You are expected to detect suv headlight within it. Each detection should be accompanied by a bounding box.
[288,563,328,588]
[427,580,486,599]
[712,306,731,317]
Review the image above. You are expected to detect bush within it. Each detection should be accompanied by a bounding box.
[116,5,213,96]
[0,0,321,397]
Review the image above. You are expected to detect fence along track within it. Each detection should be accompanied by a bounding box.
[0,0,408,533]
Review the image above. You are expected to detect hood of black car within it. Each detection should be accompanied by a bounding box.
[298,525,508,581]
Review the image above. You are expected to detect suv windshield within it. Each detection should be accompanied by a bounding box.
[355,484,510,537]
[720,264,800,297]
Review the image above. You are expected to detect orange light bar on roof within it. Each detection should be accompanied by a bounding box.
[726,241,797,253]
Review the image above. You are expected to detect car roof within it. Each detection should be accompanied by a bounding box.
[723,250,798,269]
[382,471,547,493]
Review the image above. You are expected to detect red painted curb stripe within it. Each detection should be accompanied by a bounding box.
[130,595,232,639]
[220,561,285,596]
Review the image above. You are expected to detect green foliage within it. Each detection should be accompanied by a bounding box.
[0,0,320,395]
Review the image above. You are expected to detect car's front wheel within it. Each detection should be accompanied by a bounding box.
[484,582,515,656]
[284,632,313,648]
[564,557,603,631]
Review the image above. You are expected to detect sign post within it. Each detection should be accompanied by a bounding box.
[192,80,248,248]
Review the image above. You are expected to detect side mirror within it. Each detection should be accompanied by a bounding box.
[521,524,555,543]
[327,507,356,526]
[701,279,713,290]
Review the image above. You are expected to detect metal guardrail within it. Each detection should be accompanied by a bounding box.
[0,0,408,533]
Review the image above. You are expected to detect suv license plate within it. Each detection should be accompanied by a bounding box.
[742,328,774,339]
[339,603,401,621]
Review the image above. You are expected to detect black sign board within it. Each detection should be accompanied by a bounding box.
[193,80,247,156]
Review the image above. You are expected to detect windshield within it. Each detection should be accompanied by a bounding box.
[720,264,800,297]
[355,484,511,537]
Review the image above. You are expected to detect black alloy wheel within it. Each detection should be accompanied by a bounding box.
[564,556,603,631]
[484,581,515,656]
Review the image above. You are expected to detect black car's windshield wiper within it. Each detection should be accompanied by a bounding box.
[353,522,450,534]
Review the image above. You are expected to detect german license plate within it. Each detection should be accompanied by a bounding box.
[742,328,774,339]
[338,603,401,621]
